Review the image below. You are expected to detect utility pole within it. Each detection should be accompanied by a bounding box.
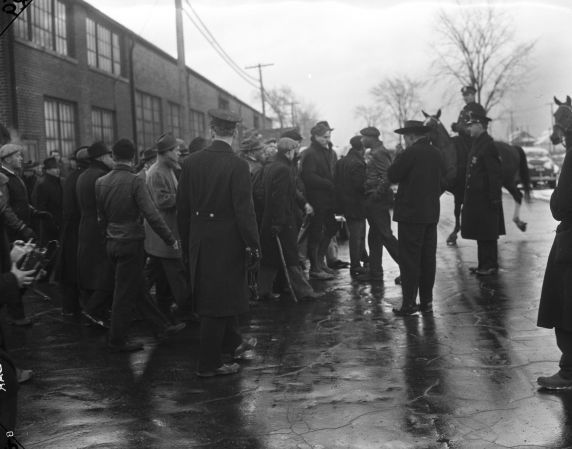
[245,63,273,129]
[175,0,190,142]
[289,101,298,127]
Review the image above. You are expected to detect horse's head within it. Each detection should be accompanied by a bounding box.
[552,95,572,146]
[422,109,457,186]
[0,123,10,146]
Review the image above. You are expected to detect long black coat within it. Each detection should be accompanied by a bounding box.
[260,153,301,268]
[300,140,337,211]
[461,132,506,240]
[54,167,83,284]
[0,167,34,241]
[76,161,113,292]
[538,146,572,330]
[177,140,259,317]
[388,137,444,224]
[33,173,62,244]
[335,148,366,219]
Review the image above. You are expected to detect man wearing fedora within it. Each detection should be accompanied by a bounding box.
[461,111,505,276]
[357,126,400,283]
[177,109,259,377]
[388,120,445,316]
[144,132,190,323]
[77,141,115,328]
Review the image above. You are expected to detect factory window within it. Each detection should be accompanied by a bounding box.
[86,18,122,75]
[167,102,182,138]
[190,109,206,138]
[135,91,162,151]
[15,0,68,56]
[91,108,115,147]
[44,98,77,158]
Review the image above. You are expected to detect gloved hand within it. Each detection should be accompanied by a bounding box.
[271,225,282,236]
[34,210,53,221]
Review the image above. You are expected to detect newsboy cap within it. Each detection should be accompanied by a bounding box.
[240,137,264,153]
[280,129,303,142]
[349,135,364,150]
[87,141,111,159]
[461,85,476,95]
[360,126,381,138]
[310,123,332,137]
[277,137,298,153]
[155,132,177,154]
[393,120,431,135]
[112,138,136,160]
[0,143,22,160]
[43,157,58,170]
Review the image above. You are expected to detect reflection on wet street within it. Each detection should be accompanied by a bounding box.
[7,193,571,448]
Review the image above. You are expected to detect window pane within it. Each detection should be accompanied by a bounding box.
[112,33,121,75]
[54,1,67,55]
[135,91,162,150]
[44,98,76,158]
[86,18,97,67]
[31,0,53,50]
[96,24,112,72]
[15,7,29,40]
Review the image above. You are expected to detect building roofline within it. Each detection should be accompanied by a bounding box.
[80,0,265,117]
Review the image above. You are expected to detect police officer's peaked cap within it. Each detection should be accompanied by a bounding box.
[87,141,111,159]
[466,111,492,125]
[208,108,242,125]
[461,85,477,95]
[155,132,177,153]
[0,143,22,160]
[360,126,381,138]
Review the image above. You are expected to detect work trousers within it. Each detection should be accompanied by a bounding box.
[198,316,242,372]
[307,208,338,254]
[0,356,17,449]
[107,240,168,345]
[397,222,437,309]
[365,200,399,275]
[346,218,367,268]
[477,240,498,270]
[258,264,314,299]
[556,328,572,378]
[145,255,190,318]
[83,289,113,321]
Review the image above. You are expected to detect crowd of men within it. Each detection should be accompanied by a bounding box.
[0,85,510,442]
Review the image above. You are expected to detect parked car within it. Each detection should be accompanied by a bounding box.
[523,146,559,188]
[551,151,566,168]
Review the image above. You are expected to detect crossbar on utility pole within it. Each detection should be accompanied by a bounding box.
[245,63,273,129]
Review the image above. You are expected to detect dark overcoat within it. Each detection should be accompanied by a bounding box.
[176,140,260,317]
[300,140,337,211]
[461,132,506,240]
[33,173,62,244]
[388,137,444,224]
[260,153,301,268]
[76,160,113,291]
[335,148,366,219]
[0,167,33,241]
[538,146,572,330]
[54,167,83,284]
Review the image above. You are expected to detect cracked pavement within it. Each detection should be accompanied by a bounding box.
[6,191,570,448]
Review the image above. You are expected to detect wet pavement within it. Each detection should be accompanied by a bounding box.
[5,192,570,448]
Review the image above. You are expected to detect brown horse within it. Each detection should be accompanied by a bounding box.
[422,109,531,245]
[552,95,572,146]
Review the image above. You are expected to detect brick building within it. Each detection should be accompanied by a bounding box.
[0,0,270,161]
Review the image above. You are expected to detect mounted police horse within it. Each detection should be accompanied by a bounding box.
[422,109,531,245]
[551,95,572,147]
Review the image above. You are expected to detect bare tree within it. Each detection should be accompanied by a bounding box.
[354,104,385,128]
[433,1,535,113]
[295,102,319,139]
[371,76,425,128]
[258,86,296,128]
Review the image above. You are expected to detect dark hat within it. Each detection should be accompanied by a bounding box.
[43,157,58,170]
[280,129,303,142]
[188,136,208,154]
[112,138,136,160]
[393,120,431,135]
[277,137,298,153]
[87,141,111,159]
[360,126,381,138]
[310,123,332,137]
[349,135,364,149]
[316,120,334,131]
[140,147,158,162]
[155,132,177,154]
[71,146,89,160]
[0,143,23,160]
[461,85,476,95]
[22,160,39,171]
[240,137,264,153]
[208,108,241,125]
[466,111,492,125]
[75,148,89,163]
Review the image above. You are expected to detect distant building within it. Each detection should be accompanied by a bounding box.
[0,0,270,161]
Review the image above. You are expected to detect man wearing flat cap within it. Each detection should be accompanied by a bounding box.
[76,141,115,329]
[335,135,367,276]
[177,109,260,377]
[461,111,504,276]
[144,132,190,324]
[299,121,338,280]
[357,126,400,282]
[388,120,445,316]
[239,136,265,176]
[258,137,317,301]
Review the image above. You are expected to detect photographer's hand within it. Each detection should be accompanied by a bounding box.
[11,263,35,288]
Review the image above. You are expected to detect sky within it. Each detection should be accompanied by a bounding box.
[86,0,572,148]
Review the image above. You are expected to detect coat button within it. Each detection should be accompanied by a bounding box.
[195,212,199,215]
[209,213,214,218]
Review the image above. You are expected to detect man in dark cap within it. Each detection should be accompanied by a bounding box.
[144,133,190,323]
[76,141,115,328]
[55,146,90,317]
[187,136,209,156]
[300,121,338,280]
[177,109,259,377]
[461,112,504,276]
[239,136,265,176]
[96,138,184,352]
[21,160,40,198]
[137,147,157,179]
[335,135,367,277]
[389,120,445,316]
[452,86,487,134]
[357,126,400,283]
[33,157,62,245]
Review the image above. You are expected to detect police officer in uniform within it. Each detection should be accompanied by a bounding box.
[177,109,260,377]
[452,85,487,135]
